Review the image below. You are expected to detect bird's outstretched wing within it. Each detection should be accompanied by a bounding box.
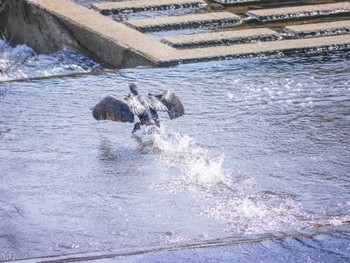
[125,96,146,116]
[155,91,185,119]
[92,95,135,123]
[140,95,168,112]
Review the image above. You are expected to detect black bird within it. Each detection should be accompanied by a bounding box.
[92,83,185,134]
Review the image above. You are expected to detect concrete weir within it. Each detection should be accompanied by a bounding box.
[247,2,350,21]
[284,20,350,37]
[92,0,207,15]
[169,34,350,64]
[162,28,279,48]
[214,0,263,4]
[0,0,178,68]
[125,12,242,32]
[1,0,350,68]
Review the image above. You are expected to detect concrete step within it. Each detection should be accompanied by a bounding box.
[125,12,242,32]
[247,2,350,22]
[213,0,263,4]
[11,0,350,69]
[212,0,299,5]
[162,28,279,48]
[162,34,350,65]
[284,20,350,37]
[92,0,207,15]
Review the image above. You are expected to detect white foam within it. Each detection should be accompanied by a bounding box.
[150,129,307,234]
[200,194,305,234]
[0,40,37,81]
[153,129,226,188]
[0,39,101,81]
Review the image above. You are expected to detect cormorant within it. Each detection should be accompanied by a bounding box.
[92,83,185,134]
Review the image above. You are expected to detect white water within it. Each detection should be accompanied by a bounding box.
[0,39,101,81]
[150,129,307,236]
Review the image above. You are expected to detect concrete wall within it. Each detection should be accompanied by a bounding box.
[0,0,83,55]
[0,0,162,68]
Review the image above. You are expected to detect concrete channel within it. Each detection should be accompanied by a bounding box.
[0,0,350,68]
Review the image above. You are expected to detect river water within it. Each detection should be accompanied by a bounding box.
[0,39,349,261]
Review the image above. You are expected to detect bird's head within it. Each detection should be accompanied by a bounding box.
[129,83,139,96]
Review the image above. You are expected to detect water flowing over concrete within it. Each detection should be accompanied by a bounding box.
[0,0,175,68]
[1,0,350,68]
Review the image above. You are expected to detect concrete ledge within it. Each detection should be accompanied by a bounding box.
[247,2,350,21]
[284,20,350,37]
[92,0,207,15]
[213,0,263,4]
[161,34,350,65]
[125,12,242,32]
[162,28,279,48]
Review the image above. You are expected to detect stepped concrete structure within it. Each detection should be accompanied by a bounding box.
[171,34,350,63]
[125,12,242,32]
[92,0,207,15]
[247,2,350,21]
[284,20,350,37]
[162,28,279,48]
[0,0,350,68]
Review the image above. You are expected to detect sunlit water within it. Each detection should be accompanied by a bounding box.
[0,40,349,262]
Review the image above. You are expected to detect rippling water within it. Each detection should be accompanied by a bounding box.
[0,40,349,261]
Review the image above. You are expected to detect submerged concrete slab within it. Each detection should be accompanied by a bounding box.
[92,0,207,15]
[247,2,350,21]
[162,28,279,48]
[125,12,242,32]
[161,34,350,65]
[284,20,350,37]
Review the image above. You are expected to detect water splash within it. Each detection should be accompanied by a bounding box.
[0,39,101,81]
[152,129,226,187]
[150,129,307,235]
[201,191,306,235]
[0,39,36,80]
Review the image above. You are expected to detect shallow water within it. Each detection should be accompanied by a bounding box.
[0,40,349,261]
